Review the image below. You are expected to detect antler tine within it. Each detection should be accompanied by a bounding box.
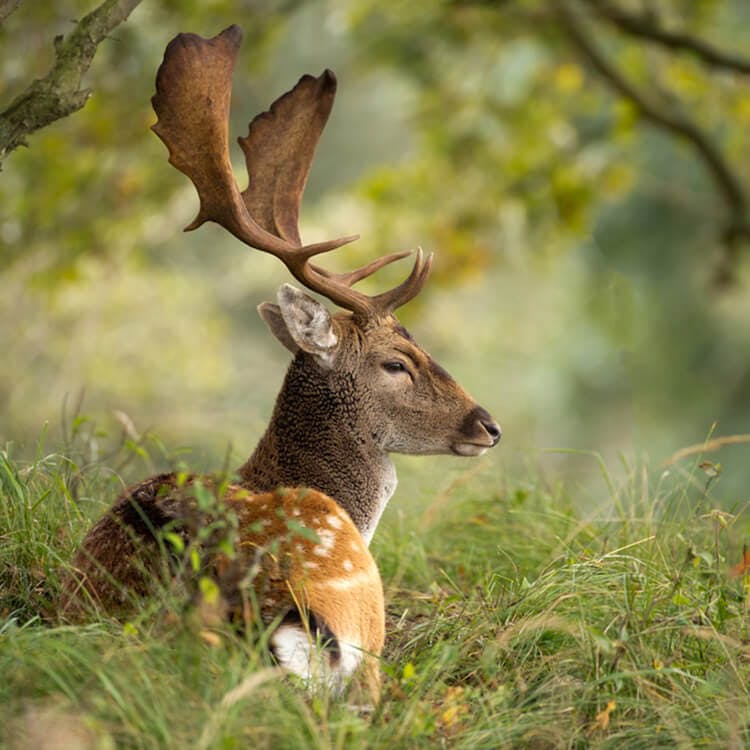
[310,250,412,286]
[304,249,434,318]
[370,248,434,316]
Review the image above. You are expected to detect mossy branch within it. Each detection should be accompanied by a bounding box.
[0,0,23,24]
[556,0,750,285]
[582,0,750,76]
[0,0,141,167]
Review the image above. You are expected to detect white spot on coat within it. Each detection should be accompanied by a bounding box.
[322,528,336,545]
[325,570,374,591]
[313,528,336,556]
[326,515,343,529]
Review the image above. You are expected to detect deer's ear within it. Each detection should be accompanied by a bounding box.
[257,302,299,355]
[264,284,339,367]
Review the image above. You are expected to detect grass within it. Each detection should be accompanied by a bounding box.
[2,434,750,748]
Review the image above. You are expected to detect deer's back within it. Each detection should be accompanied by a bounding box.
[59,475,384,654]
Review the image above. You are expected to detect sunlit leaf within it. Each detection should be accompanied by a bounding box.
[199,576,220,606]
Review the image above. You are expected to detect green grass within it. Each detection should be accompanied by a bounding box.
[2,439,750,749]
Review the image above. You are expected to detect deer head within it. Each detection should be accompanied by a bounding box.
[151,26,501,538]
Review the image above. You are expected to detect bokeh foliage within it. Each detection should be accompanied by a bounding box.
[1,0,750,494]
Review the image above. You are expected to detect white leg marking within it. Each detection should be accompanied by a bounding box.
[338,638,364,679]
[270,624,365,693]
[270,624,314,681]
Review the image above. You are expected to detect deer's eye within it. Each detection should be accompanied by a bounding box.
[382,360,409,376]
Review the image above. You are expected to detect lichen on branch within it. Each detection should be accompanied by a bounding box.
[0,0,141,167]
[0,0,22,25]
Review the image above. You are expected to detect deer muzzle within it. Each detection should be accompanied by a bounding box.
[451,406,502,457]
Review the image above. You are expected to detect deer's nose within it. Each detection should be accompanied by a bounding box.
[482,418,502,445]
[474,407,502,446]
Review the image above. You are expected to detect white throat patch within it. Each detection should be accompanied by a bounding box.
[361,458,397,546]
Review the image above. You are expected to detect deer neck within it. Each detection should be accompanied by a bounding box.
[238,355,396,544]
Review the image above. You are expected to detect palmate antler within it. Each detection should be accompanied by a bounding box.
[151,25,432,319]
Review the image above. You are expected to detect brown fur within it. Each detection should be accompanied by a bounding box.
[60,479,384,700]
[240,314,499,539]
[225,487,384,699]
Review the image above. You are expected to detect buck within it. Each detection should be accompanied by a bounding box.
[60,26,501,701]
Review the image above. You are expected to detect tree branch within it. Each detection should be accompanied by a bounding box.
[0,0,142,167]
[0,0,23,24]
[556,0,750,284]
[582,0,750,76]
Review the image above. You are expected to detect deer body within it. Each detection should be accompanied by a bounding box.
[62,480,384,698]
[61,25,500,702]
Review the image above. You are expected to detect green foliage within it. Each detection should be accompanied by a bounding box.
[0,0,142,166]
[0,1,294,272]
[1,445,98,620]
[341,0,750,488]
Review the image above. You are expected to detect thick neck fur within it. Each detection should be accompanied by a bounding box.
[238,352,396,543]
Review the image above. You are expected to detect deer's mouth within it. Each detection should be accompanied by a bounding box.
[451,442,490,457]
[452,408,501,456]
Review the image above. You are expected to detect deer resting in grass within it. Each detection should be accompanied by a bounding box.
[60,25,501,701]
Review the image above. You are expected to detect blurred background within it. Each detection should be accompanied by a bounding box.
[1,0,750,502]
